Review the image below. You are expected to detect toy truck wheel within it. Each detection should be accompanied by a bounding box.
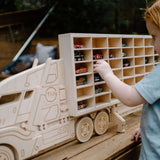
[76,116,93,142]
[0,145,15,160]
[94,111,109,135]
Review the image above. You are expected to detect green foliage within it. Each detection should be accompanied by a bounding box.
[0,0,45,13]
[40,0,148,36]
[0,0,16,13]
[14,0,44,10]
[14,0,23,10]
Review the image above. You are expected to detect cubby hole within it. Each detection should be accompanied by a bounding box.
[77,98,94,110]
[135,66,145,75]
[145,38,152,46]
[109,49,121,59]
[108,38,121,48]
[101,49,108,59]
[93,49,107,60]
[122,38,133,47]
[122,48,133,57]
[154,55,160,63]
[74,50,92,62]
[77,86,94,100]
[134,38,144,46]
[123,68,134,77]
[95,84,110,94]
[92,37,107,48]
[145,56,153,64]
[95,94,110,106]
[76,74,93,87]
[113,69,123,78]
[109,59,122,69]
[135,57,144,66]
[134,48,144,56]
[74,37,91,48]
[145,47,154,56]
[75,62,92,74]
[123,78,135,85]
[145,65,154,73]
[111,93,117,101]
[123,58,134,67]
[135,76,144,83]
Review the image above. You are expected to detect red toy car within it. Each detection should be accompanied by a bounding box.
[74,44,84,48]
[93,50,103,60]
[75,67,88,74]
[93,53,103,60]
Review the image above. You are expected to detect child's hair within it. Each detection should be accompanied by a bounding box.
[145,0,160,28]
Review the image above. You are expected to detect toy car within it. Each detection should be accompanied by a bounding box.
[122,43,127,47]
[122,52,126,57]
[94,73,103,82]
[93,50,103,60]
[74,44,84,48]
[78,102,87,110]
[75,67,88,74]
[154,56,158,62]
[76,76,87,86]
[109,54,114,58]
[145,57,149,64]
[95,86,103,94]
[123,59,130,67]
[74,51,84,61]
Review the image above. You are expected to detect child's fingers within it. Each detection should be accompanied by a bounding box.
[93,64,99,68]
[131,131,141,142]
[93,64,101,70]
[96,60,104,63]
[135,133,140,142]
[131,134,135,141]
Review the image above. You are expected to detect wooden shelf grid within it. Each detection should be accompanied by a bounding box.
[59,33,158,117]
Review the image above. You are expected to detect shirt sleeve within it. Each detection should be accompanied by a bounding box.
[135,64,160,104]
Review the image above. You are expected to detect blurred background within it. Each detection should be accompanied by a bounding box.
[0,0,153,77]
[0,0,153,38]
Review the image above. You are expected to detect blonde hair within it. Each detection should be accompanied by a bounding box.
[145,0,160,28]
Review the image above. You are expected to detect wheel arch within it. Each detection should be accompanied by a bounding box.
[0,143,19,160]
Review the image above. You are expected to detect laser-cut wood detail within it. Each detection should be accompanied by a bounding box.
[0,33,158,160]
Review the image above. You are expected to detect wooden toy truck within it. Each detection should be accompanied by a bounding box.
[0,33,158,160]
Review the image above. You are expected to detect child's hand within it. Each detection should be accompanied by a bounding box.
[93,60,113,80]
[131,128,141,142]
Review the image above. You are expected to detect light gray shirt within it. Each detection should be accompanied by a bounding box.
[135,63,160,160]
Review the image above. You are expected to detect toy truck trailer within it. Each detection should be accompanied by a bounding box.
[0,58,124,160]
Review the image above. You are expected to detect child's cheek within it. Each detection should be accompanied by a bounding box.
[154,39,160,54]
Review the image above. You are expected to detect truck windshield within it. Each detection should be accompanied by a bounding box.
[0,93,21,105]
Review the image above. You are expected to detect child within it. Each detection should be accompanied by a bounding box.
[94,0,160,159]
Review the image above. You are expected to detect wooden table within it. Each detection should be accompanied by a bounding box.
[32,109,141,160]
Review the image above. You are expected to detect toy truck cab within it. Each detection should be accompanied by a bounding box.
[0,59,74,160]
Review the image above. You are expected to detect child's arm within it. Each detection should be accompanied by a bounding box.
[93,60,146,107]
